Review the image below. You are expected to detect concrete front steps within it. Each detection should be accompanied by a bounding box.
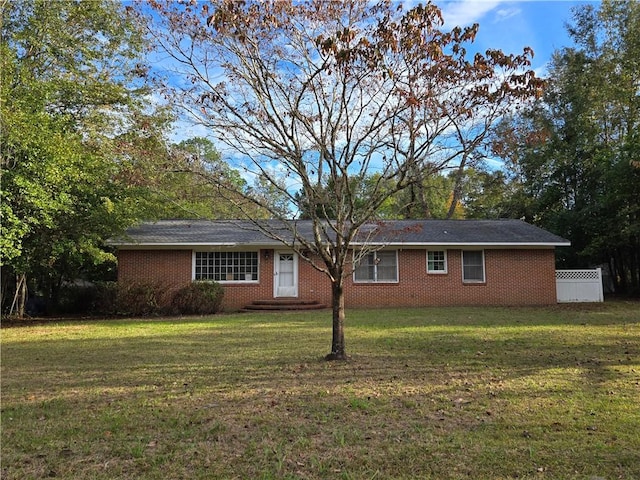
[241,299,327,312]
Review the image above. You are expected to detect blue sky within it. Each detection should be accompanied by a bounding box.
[437,1,600,76]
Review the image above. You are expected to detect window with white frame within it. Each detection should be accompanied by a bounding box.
[354,250,398,282]
[462,250,485,282]
[194,252,258,282]
[427,250,447,273]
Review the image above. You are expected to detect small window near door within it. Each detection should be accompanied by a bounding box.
[427,250,447,274]
[462,250,485,283]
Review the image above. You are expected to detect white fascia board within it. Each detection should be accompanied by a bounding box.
[113,242,238,248]
[113,242,286,249]
[114,241,571,249]
[349,242,571,248]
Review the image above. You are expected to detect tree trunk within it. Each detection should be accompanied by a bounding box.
[9,273,27,318]
[325,279,348,361]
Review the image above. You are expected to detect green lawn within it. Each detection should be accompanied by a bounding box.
[2,303,639,479]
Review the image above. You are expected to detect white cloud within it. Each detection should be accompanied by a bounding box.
[483,157,505,171]
[439,1,502,28]
[533,63,551,79]
[168,119,211,144]
[494,7,521,22]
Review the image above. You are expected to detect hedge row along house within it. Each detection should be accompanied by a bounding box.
[111,219,570,311]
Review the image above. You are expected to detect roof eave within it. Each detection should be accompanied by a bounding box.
[112,241,571,248]
[350,241,571,248]
[110,242,240,248]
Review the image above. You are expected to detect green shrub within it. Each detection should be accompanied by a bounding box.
[54,281,223,317]
[55,282,118,316]
[170,281,224,315]
[115,281,170,317]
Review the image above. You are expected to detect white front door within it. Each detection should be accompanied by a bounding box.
[274,252,298,297]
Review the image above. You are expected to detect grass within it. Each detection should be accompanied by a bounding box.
[1,302,639,479]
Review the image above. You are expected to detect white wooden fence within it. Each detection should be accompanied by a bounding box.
[556,268,604,303]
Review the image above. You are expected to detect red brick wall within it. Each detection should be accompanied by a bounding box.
[341,249,557,307]
[116,247,558,311]
[117,250,192,288]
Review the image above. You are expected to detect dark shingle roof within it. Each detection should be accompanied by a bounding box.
[111,219,569,248]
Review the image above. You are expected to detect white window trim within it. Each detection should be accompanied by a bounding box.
[192,251,260,283]
[353,250,399,283]
[426,250,448,274]
[461,250,486,283]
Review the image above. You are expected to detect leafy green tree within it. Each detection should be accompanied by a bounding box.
[392,173,460,219]
[163,137,268,219]
[491,0,640,293]
[456,168,517,219]
[295,172,462,220]
[0,0,166,315]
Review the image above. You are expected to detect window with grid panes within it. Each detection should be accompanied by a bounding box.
[427,250,447,273]
[194,252,258,282]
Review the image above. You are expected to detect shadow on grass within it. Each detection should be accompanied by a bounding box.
[2,305,639,480]
[3,304,638,402]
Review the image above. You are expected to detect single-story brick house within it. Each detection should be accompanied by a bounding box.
[111,219,570,311]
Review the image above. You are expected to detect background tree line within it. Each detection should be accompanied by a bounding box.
[1,0,638,319]
[489,0,640,294]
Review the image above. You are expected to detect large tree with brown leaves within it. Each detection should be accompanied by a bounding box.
[138,0,542,359]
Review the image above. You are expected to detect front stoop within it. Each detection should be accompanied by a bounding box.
[241,299,327,312]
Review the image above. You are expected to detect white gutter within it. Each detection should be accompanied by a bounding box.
[113,241,570,248]
[350,241,571,247]
[111,242,238,246]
